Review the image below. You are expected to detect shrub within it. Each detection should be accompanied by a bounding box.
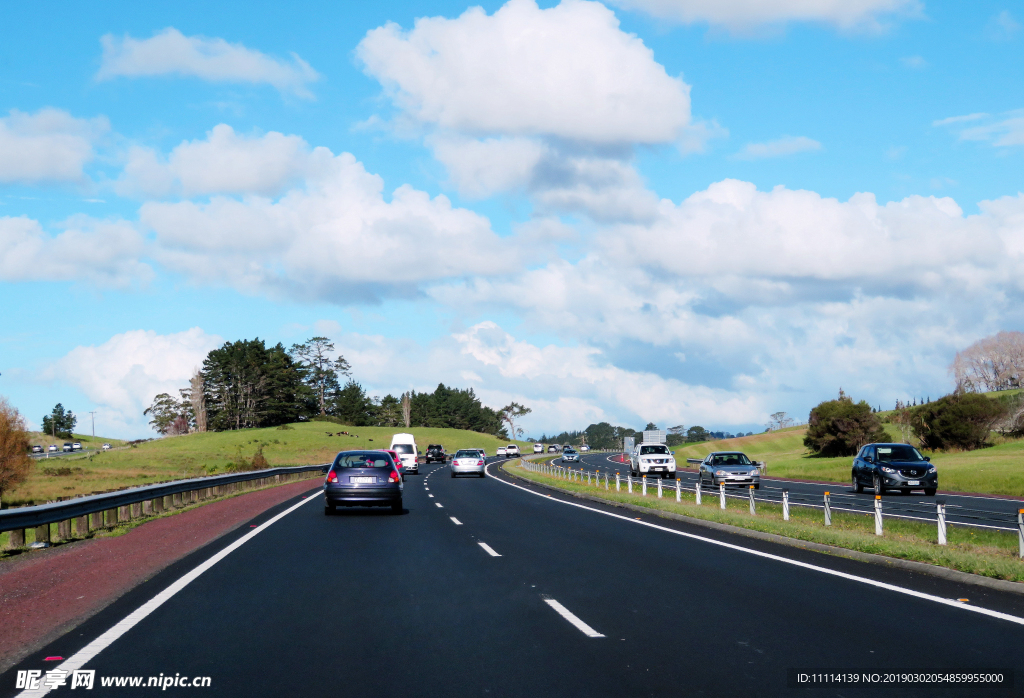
[910,393,1006,451]
[804,390,887,457]
[0,397,32,503]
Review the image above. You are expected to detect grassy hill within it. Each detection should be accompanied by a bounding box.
[7,423,528,506]
[674,424,1024,496]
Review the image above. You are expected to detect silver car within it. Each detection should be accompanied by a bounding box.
[698,452,761,489]
[561,448,581,463]
[451,449,486,478]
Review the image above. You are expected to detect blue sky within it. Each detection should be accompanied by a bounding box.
[1,0,1022,438]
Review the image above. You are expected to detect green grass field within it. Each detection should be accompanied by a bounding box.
[7,423,528,506]
[673,425,1024,497]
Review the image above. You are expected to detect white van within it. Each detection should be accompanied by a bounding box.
[533,443,544,454]
[389,433,419,474]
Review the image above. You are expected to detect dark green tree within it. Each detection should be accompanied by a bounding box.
[41,403,77,439]
[910,393,1006,451]
[804,389,887,457]
[202,339,306,430]
[686,426,710,443]
[333,380,375,426]
[290,336,350,416]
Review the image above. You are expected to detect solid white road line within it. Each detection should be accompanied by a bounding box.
[477,541,501,557]
[450,517,463,525]
[435,502,443,508]
[16,492,321,698]
[428,494,434,498]
[485,463,1024,628]
[542,597,604,638]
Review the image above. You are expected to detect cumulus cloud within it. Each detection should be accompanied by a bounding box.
[97,28,319,98]
[0,108,108,184]
[139,150,511,303]
[733,135,822,160]
[606,0,921,31]
[0,215,150,287]
[953,110,1024,148]
[117,124,316,198]
[47,328,222,434]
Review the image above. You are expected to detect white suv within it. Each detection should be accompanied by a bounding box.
[630,443,676,479]
[505,444,521,457]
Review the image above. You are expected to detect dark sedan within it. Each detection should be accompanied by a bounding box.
[323,450,403,514]
[852,443,937,496]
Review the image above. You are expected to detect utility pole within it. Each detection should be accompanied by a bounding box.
[88,410,97,438]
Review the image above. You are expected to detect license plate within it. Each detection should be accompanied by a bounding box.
[907,480,920,486]
[350,476,376,484]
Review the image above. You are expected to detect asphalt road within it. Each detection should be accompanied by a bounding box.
[4,457,1024,697]
[579,453,1024,531]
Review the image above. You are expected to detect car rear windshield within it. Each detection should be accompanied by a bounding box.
[392,444,414,454]
[454,450,479,459]
[875,445,924,462]
[640,445,669,455]
[334,453,394,468]
[712,453,751,466]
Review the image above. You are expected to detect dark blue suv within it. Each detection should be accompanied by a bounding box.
[852,443,937,496]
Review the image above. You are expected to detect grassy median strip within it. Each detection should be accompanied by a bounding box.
[506,463,1024,583]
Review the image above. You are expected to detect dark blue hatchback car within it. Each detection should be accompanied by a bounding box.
[852,443,937,496]
[323,450,404,514]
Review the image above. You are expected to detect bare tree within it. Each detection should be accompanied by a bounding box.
[401,392,411,429]
[766,411,794,432]
[951,331,1024,393]
[190,370,207,433]
[499,402,532,441]
[0,397,32,507]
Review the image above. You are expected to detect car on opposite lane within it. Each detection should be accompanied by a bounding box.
[547,445,559,453]
[31,445,43,454]
[102,443,112,451]
[698,452,760,489]
[451,449,486,478]
[48,444,58,453]
[323,450,403,514]
[62,443,73,452]
[561,448,581,463]
[852,443,937,496]
[533,443,544,454]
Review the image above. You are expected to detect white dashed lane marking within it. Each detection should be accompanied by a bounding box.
[450,517,462,525]
[542,597,604,638]
[477,541,501,557]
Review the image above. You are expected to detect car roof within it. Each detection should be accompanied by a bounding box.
[709,451,747,456]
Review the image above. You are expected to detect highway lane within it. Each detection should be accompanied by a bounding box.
[4,457,1024,697]
[579,453,1024,531]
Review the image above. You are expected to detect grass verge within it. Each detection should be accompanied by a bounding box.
[506,463,1024,583]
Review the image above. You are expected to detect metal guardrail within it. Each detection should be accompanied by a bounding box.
[0,465,326,534]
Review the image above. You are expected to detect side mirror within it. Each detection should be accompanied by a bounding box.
[865,457,873,463]
[924,456,930,462]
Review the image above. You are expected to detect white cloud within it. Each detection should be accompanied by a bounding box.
[48,328,222,434]
[733,135,822,160]
[900,55,928,69]
[357,0,691,144]
[0,214,150,287]
[0,109,108,184]
[139,150,511,303]
[956,110,1024,148]
[97,28,319,98]
[932,113,987,127]
[117,124,316,198]
[606,0,921,31]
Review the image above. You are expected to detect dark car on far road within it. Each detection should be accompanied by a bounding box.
[323,450,403,514]
[31,445,43,453]
[852,443,936,496]
[424,444,447,464]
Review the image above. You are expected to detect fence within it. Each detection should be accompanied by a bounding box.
[1,465,326,550]
[519,460,1024,558]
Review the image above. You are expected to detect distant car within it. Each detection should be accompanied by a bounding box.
[72,442,82,451]
[547,445,558,453]
[496,447,507,456]
[323,450,403,514]
[505,444,520,457]
[381,449,406,481]
[474,448,487,458]
[562,448,580,463]
[534,443,544,454]
[102,443,112,451]
[580,445,590,452]
[852,443,936,496]
[451,449,486,478]
[424,444,447,464]
[62,443,73,452]
[31,445,43,453]
[698,452,759,489]
[48,444,58,453]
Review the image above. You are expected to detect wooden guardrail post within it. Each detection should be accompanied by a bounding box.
[8,528,25,549]
[104,508,118,527]
[75,515,88,536]
[131,502,142,518]
[58,519,71,540]
[89,511,102,530]
[34,524,50,544]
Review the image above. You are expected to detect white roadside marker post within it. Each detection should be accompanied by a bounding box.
[782,489,790,521]
[936,500,947,546]
[1018,508,1024,558]
[695,480,702,505]
[675,478,681,503]
[719,483,726,510]
[627,475,632,494]
[874,495,883,536]
[605,472,609,490]
[657,477,663,498]
[749,485,756,515]
[823,491,832,526]
[616,472,621,491]
[642,476,647,497]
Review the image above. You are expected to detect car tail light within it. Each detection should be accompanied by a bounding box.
[389,469,400,483]
[477,459,484,466]
[326,471,338,483]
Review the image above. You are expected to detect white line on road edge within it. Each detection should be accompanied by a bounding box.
[478,541,501,557]
[450,517,463,525]
[485,463,1024,628]
[435,502,443,508]
[15,492,321,698]
[542,596,604,638]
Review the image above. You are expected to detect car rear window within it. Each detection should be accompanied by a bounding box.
[454,450,478,458]
[876,445,924,462]
[640,445,669,455]
[334,454,394,468]
[392,444,414,454]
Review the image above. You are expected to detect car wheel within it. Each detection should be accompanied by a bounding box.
[754,484,760,490]
[391,499,403,513]
[324,503,335,515]
[924,488,936,496]
[479,472,485,478]
[852,473,863,493]
[451,470,456,478]
[873,475,883,496]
